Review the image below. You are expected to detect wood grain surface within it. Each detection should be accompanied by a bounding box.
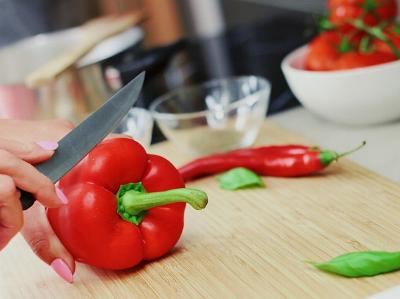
[1,122,400,299]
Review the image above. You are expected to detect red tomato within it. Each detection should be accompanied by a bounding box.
[328,0,397,13]
[305,31,365,70]
[334,51,396,69]
[328,0,397,31]
[305,30,397,71]
[305,31,341,71]
[328,0,360,9]
[374,26,400,55]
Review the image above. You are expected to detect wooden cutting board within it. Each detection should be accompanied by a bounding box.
[1,122,400,299]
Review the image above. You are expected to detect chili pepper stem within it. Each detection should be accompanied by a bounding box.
[121,188,208,216]
[320,141,366,166]
[336,141,367,159]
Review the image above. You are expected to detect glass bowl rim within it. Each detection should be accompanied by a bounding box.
[149,75,271,121]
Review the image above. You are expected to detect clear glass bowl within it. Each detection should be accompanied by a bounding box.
[114,108,154,149]
[149,76,271,156]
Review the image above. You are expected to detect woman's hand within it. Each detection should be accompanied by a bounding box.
[0,137,65,251]
[0,119,75,283]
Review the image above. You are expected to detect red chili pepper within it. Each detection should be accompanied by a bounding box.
[47,138,207,270]
[229,144,313,156]
[179,142,365,182]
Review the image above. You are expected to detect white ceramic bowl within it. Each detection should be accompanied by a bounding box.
[281,45,400,125]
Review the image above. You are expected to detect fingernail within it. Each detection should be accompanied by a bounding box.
[55,187,68,205]
[51,259,73,283]
[36,141,58,151]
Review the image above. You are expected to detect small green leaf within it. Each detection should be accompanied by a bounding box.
[315,15,336,32]
[359,36,375,53]
[338,36,353,53]
[308,251,400,277]
[350,19,400,59]
[370,26,389,41]
[378,20,390,29]
[320,17,336,31]
[217,167,265,191]
[363,0,377,12]
[351,19,364,28]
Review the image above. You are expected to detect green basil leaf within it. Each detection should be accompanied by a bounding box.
[308,251,400,277]
[217,167,265,191]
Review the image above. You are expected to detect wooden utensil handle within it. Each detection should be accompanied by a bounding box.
[25,11,145,88]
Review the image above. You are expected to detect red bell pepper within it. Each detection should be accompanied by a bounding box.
[47,138,207,270]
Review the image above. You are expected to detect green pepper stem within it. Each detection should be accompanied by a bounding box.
[319,141,366,166]
[121,188,208,216]
[336,141,367,159]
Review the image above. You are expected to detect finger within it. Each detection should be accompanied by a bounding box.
[0,150,66,208]
[22,202,74,283]
[0,138,58,164]
[0,175,23,251]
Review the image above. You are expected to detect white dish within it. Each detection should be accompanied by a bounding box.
[281,45,400,125]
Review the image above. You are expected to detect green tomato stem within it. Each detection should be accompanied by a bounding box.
[350,19,400,59]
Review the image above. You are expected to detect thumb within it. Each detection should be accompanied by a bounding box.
[0,138,58,164]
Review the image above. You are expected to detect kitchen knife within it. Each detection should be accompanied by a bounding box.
[20,71,145,210]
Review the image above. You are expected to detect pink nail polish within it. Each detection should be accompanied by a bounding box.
[55,187,68,205]
[51,259,73,283]
[36,141,58,151]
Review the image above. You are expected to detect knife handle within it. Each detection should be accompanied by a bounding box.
[19,190,36,210]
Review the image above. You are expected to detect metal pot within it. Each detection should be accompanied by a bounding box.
[0,26,186,123]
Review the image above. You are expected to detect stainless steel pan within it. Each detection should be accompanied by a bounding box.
[0,26,144,123]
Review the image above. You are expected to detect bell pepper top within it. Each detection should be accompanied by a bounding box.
[117,182,208,225]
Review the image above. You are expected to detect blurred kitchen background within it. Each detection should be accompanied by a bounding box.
[0,0,326,142]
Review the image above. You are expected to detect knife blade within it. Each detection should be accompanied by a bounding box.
[20,71,145,210]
